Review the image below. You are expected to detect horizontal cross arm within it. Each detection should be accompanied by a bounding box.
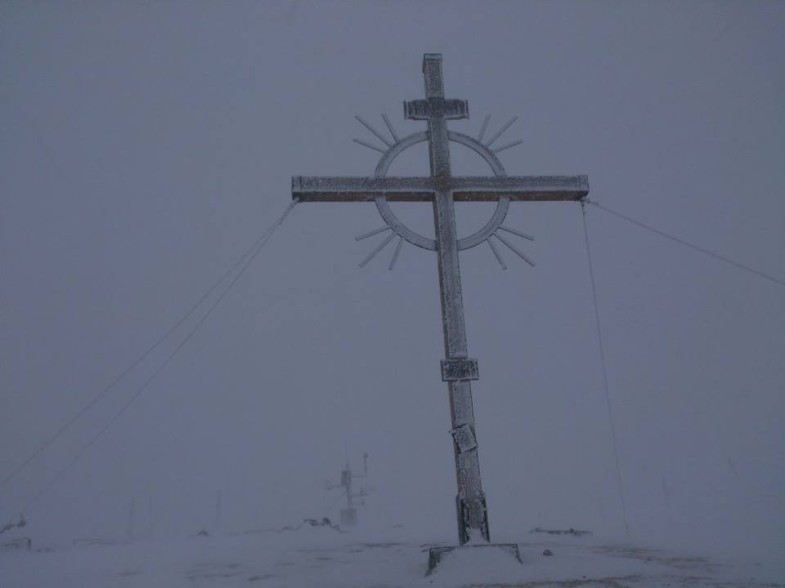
[450,175,589,201]
[292,175,589,202]
[292,176,435,202]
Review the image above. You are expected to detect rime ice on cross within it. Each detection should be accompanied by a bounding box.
[292,54,589,546]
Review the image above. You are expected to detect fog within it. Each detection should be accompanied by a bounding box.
[1,0,783,561]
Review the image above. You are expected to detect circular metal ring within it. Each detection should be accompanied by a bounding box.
[373,131,510,251]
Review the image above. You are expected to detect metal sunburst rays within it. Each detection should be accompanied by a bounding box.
[477,114,524,154]
[352,112,534,271]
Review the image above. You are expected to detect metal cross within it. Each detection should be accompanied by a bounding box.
[292,54,589,545]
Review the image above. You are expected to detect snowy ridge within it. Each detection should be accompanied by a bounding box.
[2,527,782,588]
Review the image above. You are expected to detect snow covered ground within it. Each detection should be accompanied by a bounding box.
[2,525,782,588]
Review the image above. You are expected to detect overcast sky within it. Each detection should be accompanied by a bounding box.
[1,0,783,557]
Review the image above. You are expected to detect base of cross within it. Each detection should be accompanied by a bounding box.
[426,543,522,575]
[455,493,489,543]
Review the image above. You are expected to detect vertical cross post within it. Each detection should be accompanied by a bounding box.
[408,54,489,545]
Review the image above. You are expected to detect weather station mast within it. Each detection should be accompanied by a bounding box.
[326,452,369,528]
[292,54,588,569]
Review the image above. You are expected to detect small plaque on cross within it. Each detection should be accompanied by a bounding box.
[440,358,480,382]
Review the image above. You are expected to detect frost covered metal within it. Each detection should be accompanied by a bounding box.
[292,53,590,548]
[292,175,588,202]
[441,358,479,382]
[450,424,479,453]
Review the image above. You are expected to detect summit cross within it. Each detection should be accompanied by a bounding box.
[292,54,589,547]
